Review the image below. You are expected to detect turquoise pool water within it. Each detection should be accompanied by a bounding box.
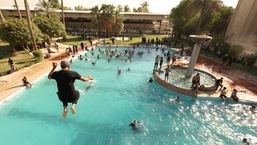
[0,46,256,145]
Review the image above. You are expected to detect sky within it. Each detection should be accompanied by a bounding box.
[0,0,239,14]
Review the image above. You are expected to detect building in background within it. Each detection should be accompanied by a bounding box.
[1,7,170,35]
[225,0,257,53]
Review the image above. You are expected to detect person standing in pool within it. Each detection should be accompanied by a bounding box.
[191,73,200,92]
[164,65,171,82]
[48,60,93,118]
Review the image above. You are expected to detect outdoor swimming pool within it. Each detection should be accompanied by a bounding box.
[0,46,256,145]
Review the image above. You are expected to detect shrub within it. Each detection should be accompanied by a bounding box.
[32,50,43,62]
[217,42,230,56]
[229,45,244,57]
[246,54,257,66]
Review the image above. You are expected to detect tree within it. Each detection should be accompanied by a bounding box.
[24,0,38,51]
[117,5,123,12]
[33,16,66,39]
[124,5,130,12]
[90,4,124,37]
[169,0,195,36]
[48,0,60,9]
[100,4,115,36]
[141,1,149,12]
[90,6,102,35]
[169,0,233,36]
[0,9,5,21]
[210,6,233,34]
[112,10,124,36]
[0,18,42,51]
[74,5,90,11]
[35,0,57,17]
[187,0,222,33]
[229,45,244,57]
[61,0,65,27]
[62,6,72,10]
[14,0,22,19]
[133,1,150,13]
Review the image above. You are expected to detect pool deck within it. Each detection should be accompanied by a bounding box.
[0,44,257,103]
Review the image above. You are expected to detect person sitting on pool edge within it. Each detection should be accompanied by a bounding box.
[22,76,32,88]
[230,88,239,102]
[215,77,223,91]
[219,87,228,100]
[191,73,200,93]
[48,60,94,118]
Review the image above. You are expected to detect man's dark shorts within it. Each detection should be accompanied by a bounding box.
[57,91,80,106]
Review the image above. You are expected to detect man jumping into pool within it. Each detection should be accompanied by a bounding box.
[48,60,93,118]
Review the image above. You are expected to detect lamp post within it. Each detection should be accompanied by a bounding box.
[186,35,212,76]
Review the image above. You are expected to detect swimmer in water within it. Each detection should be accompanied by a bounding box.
[148,77,153,83]
[91,60,97,65]
[86,80,95,91]
[129,120,140,130]
[167,96,180,103]
[250,105,256,113]
[117,67,122,75]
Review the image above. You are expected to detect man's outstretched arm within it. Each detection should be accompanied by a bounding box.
[80,76,93,82]
[48,62,57,79]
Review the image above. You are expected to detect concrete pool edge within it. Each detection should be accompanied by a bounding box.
[0,73,48,106]
[153,68,257,104]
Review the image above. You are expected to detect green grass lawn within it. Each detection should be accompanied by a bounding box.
[56,36,84,46]
[0,43,37,74]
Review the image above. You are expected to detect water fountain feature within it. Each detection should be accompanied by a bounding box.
[186,35,212,76]
[154,35,216,97]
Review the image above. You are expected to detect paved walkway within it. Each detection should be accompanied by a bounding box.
[0,44,257,103]
[195,55,257,102]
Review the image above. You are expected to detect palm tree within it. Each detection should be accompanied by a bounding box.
[14,0,22,18]
[100,4,115,37]
[35,0,55,17]
[141,1,149,12]
[24,0,37,51]
[0,9,5,21]
[48,0,60,9]
[61,0,65,25]
[112,10,124,36]
[124,5,130,12]
[117,5,123,12]
[90,6,102,35]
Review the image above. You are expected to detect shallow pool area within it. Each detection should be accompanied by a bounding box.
[0,46,256,145]
[160,67,216,89]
